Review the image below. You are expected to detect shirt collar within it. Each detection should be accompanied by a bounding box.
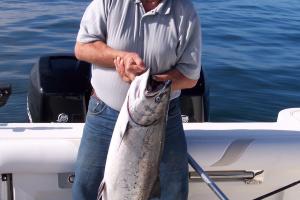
[133,0,172,15]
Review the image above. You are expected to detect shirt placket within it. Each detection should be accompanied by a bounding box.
[139,16,145,61]
[138,5,158,68]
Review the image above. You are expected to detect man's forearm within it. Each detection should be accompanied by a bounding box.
[74,41,124,68]
[75,41,146,82]
[153,69,198,91]
[171,77,197,91]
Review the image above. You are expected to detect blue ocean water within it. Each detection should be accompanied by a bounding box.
[0,0,299,122]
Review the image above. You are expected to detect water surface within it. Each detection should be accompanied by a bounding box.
[0,0,299,122]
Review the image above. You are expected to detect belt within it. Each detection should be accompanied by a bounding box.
[91,89,100,100]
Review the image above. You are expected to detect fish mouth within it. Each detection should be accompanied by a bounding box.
[145,76,172,97]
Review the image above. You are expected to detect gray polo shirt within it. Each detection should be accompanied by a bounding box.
[77,0,201,111]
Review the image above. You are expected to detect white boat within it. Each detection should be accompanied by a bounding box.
[1,55,300,200]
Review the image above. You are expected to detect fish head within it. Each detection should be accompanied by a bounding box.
[127,68,172,126]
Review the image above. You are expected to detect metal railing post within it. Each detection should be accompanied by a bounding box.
[1,174,14,200]
[188,154,229,200]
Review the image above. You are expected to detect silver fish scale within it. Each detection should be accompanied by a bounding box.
[120,125,162,198]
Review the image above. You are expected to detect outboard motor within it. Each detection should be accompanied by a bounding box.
[27,54,92,122]
[180,69,209,122]
[27,54,209,123]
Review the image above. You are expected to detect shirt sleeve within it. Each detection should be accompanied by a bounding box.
[175,12,202,80]
[76,0,110,43]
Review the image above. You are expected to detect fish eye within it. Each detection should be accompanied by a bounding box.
[155,96,161,103]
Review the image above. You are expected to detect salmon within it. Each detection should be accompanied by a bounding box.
[97,68,172,200]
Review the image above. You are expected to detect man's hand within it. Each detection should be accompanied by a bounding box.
[114,52,145,83]
[114,57,130,82]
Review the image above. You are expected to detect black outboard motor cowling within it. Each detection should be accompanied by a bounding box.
[27,54,92,122]
[27,54,209,123]
[180,69,209,122]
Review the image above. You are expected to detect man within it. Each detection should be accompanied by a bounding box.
[72,0,201,199]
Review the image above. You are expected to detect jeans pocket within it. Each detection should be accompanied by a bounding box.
[87,96,106,115]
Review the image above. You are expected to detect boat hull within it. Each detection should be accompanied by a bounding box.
[0,108,300,200]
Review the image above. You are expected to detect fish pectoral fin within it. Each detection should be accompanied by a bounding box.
[149,176,161,199]
[119,121,129,139]
[118,122,129,150]
[96,180,106,200]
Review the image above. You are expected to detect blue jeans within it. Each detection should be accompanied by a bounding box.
[72,96,188,200]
